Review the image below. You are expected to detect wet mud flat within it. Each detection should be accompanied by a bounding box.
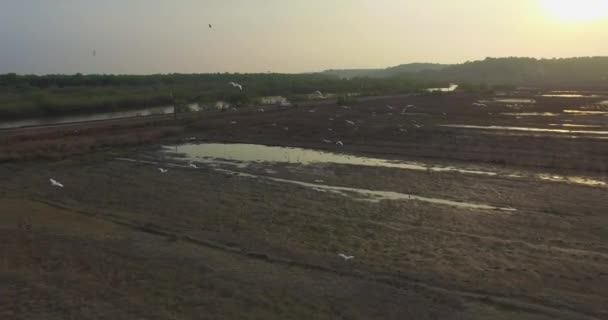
[1,91,608,319]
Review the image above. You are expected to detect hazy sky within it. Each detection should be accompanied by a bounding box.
[1,0,607,74]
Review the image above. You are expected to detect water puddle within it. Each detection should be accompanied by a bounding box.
[162,143,607,188]
[493,99,536,104]
[426,84,459,93]
[548,124,602,128]
[500,112,559,117]
[563,110,608,116]
[538,174,606,187]
[541,94,601,98]
[0,105,175,130]
[441,125,608,135]
[162,143,498,176]
[116,157,515,211]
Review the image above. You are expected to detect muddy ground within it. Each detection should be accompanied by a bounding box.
[1,92,607,319]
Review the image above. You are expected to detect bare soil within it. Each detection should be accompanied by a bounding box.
[1,92,607,319]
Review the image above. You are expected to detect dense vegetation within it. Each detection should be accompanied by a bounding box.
[321,63,450,79]
[0,73,440,119]
[1,56,607,120]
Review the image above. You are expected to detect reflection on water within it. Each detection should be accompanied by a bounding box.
[441,124,608,135]
[538,174,606,187]
[549,124,602,128]
[541,94,601,98]
[493,98,536,104]
[0,105,175,130]
[426,84,459,93]
[116,157,515,211]
[163,143,497,176]
[162,143,607,187]
[212,168,517,211]
[563,110,608,116]
[500,112,559,117]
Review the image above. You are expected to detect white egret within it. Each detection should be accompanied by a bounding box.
[49,179,64,188]
[338,253,354,261]
[229,82,243,90]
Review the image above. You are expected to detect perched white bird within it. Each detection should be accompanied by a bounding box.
[336,141,344,147]
[338,253,354,261]
[49,179,64,188]
[158,168,168,173]
[314,90,324,98]
[229,82,243,90]
[345,120,356,126]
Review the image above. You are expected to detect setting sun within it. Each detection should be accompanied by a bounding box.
[542,0,608,21]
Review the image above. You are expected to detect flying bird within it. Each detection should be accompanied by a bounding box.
[158,168,168,173]
[401,105,416,113]
[229,82,243,90]
[49,179,64,188]
[338,253,354,261]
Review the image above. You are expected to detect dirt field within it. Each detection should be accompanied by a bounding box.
[1,92,607,319]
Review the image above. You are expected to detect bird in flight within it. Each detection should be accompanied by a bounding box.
[158,168,168,173]
[49,179,64,188]
[229,82,243,90]
[338,253,354,261]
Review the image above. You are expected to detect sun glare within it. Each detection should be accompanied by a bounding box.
[542,0,608,22]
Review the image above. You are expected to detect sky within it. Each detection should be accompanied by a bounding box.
[1,0,608,74]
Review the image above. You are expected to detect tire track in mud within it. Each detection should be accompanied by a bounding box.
[26,198,606,320]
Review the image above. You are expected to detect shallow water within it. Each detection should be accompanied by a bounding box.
[0,105,175,130]
[493,99,536,104]
[563,110,608,116]
[116,157,515,211]
[500,112,559,117]
[541,94,601,98]
[163,143,498,176]
[441,124,608,135]
[162,143,607,187]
